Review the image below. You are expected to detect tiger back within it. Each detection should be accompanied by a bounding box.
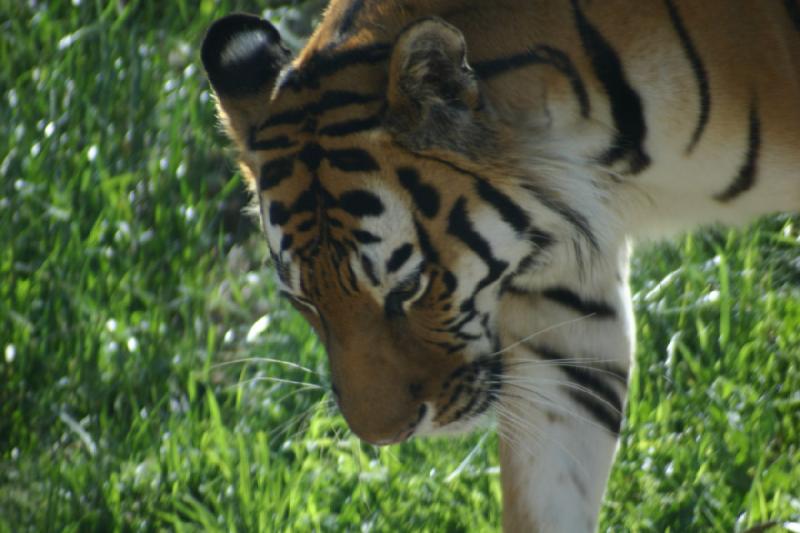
[201,1,800,531]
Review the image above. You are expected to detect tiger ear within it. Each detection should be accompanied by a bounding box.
[201,14,291,146]
[385,18,484,152]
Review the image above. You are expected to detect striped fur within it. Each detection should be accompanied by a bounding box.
[202,2,800,531]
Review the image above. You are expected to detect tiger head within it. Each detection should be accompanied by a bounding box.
[201,13,603,445]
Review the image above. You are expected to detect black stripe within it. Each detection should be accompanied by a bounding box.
[345,261,359,292]
[291,188,317,215]
[430,340,467,355]
[532,344,624,434]
[248,129,298,151]
[269,201,290,226]
[571,0,650,174]
[439,383,465,414]
[416,154,529,234]
[272,245,289,281]
[334,260,354,296]
[318,113,382,137]
[442,270,457,298]
[251,136,297,151]
[259,108,307,129]
[326,148,379,172]
[664,0,710,154]
[542,287,616,318]
[518,183,598,251]
[259,90,382,131]
[447,308,478,333]
[567,389,621,435]
[279,43,391,92]
[452,330,481,341]
[527,228,554,250]
[447,197,509,293]
[715,100,760,202]
[397,167,440,218]
[452,386,483,421]
[499,247,552,294]
[338,0,366,37]
[785,0,800,32]
[296,218,315,232]
[474,179,529,234]
[473,45,590,118]
[352,229,382,244]
[413,218,440,264]
[360,254,379,286]
[386,243,414,273]
[316,90,381,111]
[338,190,384,217]
[297,142,326,171]
[260,156,294,190]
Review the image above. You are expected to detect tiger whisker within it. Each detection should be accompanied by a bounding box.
[502,359,629,382]
[487,313,597,358]
[272,384,326,406]
[494,392,590,478]
[503,355,627,367]
[445,431,491,482]
[498,377,622,415]
[230,375,324,390]
[212,356,317,375]
[495,411,539,465]
[494,385,614,436]
[274,395,331,443]
[495,399,589,480]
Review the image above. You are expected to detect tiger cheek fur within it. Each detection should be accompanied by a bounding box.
[203,2,800,532]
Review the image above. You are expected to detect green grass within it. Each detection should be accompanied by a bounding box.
[1,2,798,532]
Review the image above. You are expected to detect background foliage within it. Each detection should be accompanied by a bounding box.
[1,1,798,531]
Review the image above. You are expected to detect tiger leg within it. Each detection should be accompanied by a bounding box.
[498,400,622,532]
[496,244,634,532]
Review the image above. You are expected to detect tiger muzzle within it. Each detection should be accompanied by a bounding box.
[325,319,462,445]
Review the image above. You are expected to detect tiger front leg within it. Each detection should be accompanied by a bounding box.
[498,397,622,532]
[495,244,634,532]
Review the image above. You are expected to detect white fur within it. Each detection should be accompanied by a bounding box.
[220,30,268,66]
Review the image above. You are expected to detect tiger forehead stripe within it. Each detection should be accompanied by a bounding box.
[258,90,382,131]
[258,142,379,190]
[278,42,391,92]
[319,112,383,138]
[338,190,384,217]
[260,155,294,190]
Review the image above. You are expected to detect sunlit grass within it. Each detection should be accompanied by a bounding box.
[1,2,798,532]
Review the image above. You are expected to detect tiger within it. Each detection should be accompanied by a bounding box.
[200,1,800,531]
